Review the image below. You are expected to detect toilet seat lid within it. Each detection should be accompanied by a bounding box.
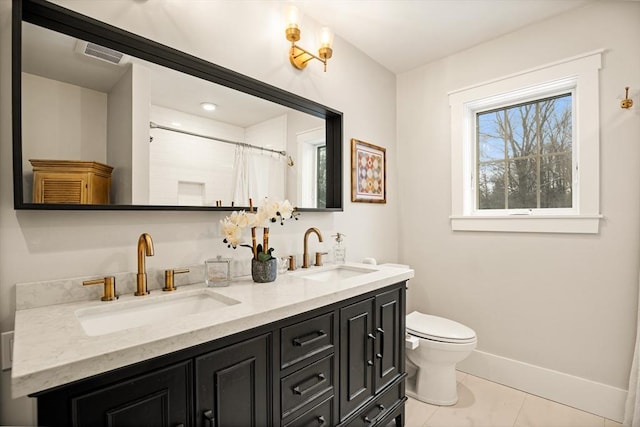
[406,311,476,343]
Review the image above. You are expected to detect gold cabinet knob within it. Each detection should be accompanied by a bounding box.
[83,276,117,301]
[163,268,190,292]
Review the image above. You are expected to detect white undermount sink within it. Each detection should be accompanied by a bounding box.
[75,289,240,336]
[295,264,377,282]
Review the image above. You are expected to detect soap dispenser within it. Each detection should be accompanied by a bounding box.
[332,233,346,264]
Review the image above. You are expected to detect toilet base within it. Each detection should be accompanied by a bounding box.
[405,363,459,406]
[406,387,458,406]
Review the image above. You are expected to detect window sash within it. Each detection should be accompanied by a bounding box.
[474,92,574,212]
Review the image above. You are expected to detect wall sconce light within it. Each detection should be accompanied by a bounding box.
[285,6,333,72]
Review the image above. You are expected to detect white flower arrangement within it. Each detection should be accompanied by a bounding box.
[220,198,298,261]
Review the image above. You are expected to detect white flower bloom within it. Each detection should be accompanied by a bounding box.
[278,200,294,219]
[235,211,251,228]
[225,227,243,248]
[253,209,269,227]
[246,212,260,227]
[260,198,280,222]
[220,217,245,248]
[220,199,299,254]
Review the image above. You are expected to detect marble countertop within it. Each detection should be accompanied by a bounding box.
[12,262,413,398]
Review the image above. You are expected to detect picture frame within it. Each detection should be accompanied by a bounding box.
[351,138,386,203]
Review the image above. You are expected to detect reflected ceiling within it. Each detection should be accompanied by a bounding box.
[22,22,288,128]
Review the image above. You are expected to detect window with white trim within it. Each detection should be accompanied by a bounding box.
[449,51,602,234]
[477,92,573,211]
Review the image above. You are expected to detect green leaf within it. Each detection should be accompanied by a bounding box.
[257,251,273,262]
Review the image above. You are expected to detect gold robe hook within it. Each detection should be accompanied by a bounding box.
[621,87,634,109]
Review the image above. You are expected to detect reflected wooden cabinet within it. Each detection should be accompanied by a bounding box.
[30,159,113,204]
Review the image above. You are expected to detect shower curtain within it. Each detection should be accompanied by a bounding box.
[232,146,253,205]
[624,273,640,426]
[232,146,286,205]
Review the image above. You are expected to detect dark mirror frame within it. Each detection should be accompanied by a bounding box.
[12,0,343,212]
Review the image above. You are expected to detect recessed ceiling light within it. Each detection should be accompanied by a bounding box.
[200,102,216,111]
[171,122,182,127]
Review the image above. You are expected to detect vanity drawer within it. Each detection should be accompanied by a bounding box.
[281,355,334,419]
[341,381,403,427]
[281,312,334,369]
[284,396,334,427]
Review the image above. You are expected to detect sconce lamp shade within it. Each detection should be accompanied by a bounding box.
[285,5,301,43]
[320,27,333,48]
[286,5,299,29]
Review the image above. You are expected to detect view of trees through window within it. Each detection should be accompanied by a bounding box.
[476,93,573,210]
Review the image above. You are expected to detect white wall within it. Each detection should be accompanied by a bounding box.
[0,1,398,425]
[107,65,134,204]
[397,1,640,420]
[130,63,151,205]
[21,72,107,201]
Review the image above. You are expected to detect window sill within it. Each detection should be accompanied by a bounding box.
[450,215,602,234]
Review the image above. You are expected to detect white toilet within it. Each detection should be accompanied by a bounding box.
[405,311,477,406]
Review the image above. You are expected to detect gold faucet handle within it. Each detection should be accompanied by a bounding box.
[83,276,117,301]
[315,252,329,267]
[288,255,297,271]
[163,268,190,292]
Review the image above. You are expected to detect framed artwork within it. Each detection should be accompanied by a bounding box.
[351,138,386,203]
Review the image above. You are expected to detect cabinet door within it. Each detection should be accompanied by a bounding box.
[34,173,88,204]
[374,288,402,393]
[339,297,375,420]
[195,333,271,427]
[70,361,192,427]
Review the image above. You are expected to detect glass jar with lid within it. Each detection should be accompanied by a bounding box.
[205,256,231,287]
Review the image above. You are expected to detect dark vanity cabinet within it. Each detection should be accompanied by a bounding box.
[36,360,193,426]
[339,287,404,426]
[195,334,272,427]
[67,362,191,426]
[34,282,406,427]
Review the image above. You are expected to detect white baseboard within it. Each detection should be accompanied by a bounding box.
[457,349,627,422]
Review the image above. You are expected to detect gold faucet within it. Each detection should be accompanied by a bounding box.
[135,233,155,296]
[302,227,323,268]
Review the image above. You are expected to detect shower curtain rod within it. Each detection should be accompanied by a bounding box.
[149,121,287,156]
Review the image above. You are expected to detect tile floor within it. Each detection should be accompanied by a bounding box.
[397,372,623,427]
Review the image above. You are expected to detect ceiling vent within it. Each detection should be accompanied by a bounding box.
[75,40,129,65]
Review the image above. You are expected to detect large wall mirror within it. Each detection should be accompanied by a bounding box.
[13,0,343,211]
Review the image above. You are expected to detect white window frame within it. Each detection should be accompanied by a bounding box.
[296,127,325,208]
[449,50,603,234]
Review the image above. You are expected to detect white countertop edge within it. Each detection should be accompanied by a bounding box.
[12,263,413,398]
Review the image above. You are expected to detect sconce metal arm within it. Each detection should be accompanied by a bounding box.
[290,43,328,71]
